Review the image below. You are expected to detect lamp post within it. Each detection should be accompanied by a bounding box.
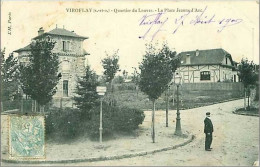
[165,84,171,127]
[166,82,174,127]
[96,86,107,144]
[174,74,182,136]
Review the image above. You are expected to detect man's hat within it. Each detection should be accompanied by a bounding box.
[206,112,210,115]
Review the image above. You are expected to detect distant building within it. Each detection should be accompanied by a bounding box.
[176,48,239,83]
[14,27,89,107]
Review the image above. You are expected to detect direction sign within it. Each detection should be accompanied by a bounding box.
[96,86,107,93]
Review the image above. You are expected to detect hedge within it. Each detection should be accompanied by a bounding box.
[45,105,145,142]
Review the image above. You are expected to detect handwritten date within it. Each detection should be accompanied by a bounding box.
[139,6,243,41]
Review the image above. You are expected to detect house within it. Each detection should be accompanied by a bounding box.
[176,48,239,83]
[14,26,89,107]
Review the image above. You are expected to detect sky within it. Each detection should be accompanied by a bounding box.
[1,1,259,75]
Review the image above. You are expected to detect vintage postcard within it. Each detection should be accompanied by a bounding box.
[1,0,259,166]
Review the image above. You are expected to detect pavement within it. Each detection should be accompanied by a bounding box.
[1,99,259,166]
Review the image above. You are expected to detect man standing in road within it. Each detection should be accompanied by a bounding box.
[204,112,214,151]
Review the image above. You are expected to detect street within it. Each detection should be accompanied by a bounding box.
[62,99,259,166]
[1,99,259,166]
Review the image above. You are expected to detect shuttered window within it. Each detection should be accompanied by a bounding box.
[62,41,70,52]
[63,80,68,97]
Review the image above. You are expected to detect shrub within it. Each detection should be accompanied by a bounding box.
[45,104,145,142]
[113,106,145,131]
[45,107,85,141]
[88,104,145,138]
[87,103,116,138]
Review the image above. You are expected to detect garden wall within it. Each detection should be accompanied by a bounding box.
[181,82,244,91]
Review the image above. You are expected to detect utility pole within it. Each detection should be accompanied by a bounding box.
[99,97,103,144]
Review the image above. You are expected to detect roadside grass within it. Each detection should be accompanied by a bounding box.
[112,89,243,110]
[234,107,259,116]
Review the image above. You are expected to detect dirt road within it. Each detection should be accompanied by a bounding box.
[64,99,259,166]
[1,99,258,166]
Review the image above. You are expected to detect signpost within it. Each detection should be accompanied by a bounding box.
[96,86,107,144]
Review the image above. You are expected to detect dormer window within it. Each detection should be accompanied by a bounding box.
[196,49,199,56]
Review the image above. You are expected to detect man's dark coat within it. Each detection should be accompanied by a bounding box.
[204,117,214,133]
[204,117,214,150]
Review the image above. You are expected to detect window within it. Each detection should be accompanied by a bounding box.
[62,41,66,51]
[200,71,210,80]
[67,41,70,51]
[62,41,70,52]
[63,80,68,97]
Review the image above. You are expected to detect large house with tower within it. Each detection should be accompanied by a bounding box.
[176,48,239,83]
[14,26,89,107]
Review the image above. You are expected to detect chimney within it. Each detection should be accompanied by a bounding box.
[196,49,199,56]
[38,27,44,36]
[186,54,190,64]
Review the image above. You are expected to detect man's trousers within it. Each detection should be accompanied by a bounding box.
[205,133,213,150]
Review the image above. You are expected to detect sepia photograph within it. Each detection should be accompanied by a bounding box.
[0,0,259,166]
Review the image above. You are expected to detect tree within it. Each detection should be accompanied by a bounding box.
[238,58,258,110]
[74,65,99,120]
[122,70,128,81]
[102,51,120,89]
[132,67,140,96]
[101,50,120,105]
[114,75,124,84]
[1,49,20,102]
[138,43,180,143]
[19,39,60,112]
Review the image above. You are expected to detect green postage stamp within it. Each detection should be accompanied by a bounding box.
[8,115,45,159]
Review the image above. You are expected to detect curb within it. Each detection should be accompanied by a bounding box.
[2,135,195,164]
[232,111,259,117]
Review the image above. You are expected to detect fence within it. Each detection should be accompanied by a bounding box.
[1,99,33,112]
[1,99,53,113]
[181,82,244,91]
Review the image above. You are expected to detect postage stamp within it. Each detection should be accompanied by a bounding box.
[8,115,45,159]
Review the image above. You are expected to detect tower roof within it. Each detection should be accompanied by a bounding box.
[33,28,88,40]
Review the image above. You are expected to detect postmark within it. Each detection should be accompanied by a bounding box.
[8,115,45,159]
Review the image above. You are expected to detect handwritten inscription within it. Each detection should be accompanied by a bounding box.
[139,6,243,41]
[139,13,168,41]
[8,12,12,35]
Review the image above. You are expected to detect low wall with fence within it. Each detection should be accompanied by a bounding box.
[181,82,244,91]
